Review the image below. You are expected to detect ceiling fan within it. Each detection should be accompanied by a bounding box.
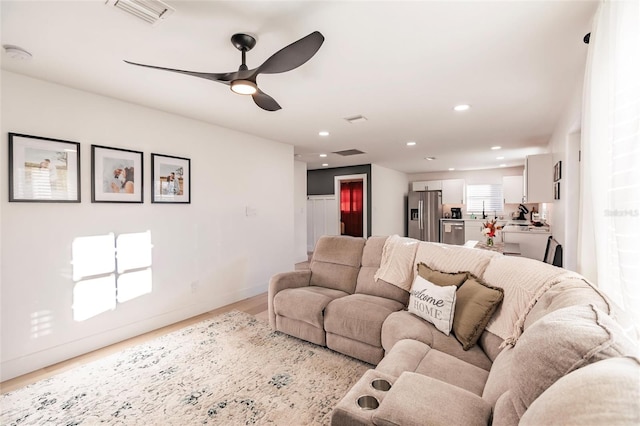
[125,31,324,111]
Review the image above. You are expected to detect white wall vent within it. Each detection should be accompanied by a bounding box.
[107,0,175,25]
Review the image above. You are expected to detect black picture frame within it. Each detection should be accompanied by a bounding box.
[554,182,561,200]
[553,161,562,182]
[91,145,143,203]
[8,132,81,202]
[151,153,191,204]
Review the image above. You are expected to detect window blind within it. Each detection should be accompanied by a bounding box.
[466,184,504,213]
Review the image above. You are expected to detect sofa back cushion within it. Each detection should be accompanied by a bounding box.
[355,236,409,305]
[508,304,639,418]
[519,357,640,425]
[310,235,365,293]
[414,242,499,278]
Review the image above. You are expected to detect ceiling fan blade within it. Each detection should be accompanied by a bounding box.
[124,60,244,82]
[256,31,325,75]
[252,89,282,111]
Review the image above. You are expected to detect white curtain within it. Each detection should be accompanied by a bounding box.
[579,0,640,326]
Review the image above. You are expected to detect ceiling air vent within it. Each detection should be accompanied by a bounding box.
[108,0,175,25]
[344,115,368,124]
[333,149,366,156]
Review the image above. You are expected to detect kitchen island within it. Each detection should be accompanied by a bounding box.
[501,222,551,261]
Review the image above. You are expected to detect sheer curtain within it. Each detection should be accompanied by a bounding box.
[579,0,640,326]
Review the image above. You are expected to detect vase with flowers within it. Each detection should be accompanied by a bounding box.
[482,219,502,247]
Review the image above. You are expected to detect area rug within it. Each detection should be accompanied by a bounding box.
[1,311,369,425]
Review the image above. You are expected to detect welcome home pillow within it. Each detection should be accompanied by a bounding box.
[408,275,457,335]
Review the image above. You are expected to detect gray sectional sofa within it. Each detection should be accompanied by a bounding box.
[268,235,640,425]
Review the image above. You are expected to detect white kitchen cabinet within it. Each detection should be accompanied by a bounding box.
[464,220,484,242]
[442,179,465,204]
[524,154,553,203]
[411,180,442,191]
[503,175,524,204]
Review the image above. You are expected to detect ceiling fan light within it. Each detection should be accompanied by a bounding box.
[231,80,257,95]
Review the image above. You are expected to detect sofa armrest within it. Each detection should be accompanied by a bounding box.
[372,372,492,426]
[268,270,312,329]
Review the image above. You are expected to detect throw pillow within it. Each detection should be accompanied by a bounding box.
[417,262,468,287]
[453,277,504,350]
[408,275,457,335]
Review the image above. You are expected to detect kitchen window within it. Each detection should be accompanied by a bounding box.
[466,184,504,213]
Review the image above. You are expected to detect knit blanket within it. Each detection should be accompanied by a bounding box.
[374,235,419,291]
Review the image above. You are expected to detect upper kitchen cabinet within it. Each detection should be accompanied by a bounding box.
[442,179,465,204]
[524,154,553,203]
[411,180,442,191]
[503,175,524,204]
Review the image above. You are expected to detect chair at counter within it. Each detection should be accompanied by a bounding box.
[543,236,563,267]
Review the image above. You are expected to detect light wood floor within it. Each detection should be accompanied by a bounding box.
[1,292,269,394]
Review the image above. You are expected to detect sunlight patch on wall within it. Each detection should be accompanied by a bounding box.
[72,233,116,281]
[30,310,54,339]
[117,269,152,303]
[71,231,153,322]
[116,231,152,273]
[73,275,117,321]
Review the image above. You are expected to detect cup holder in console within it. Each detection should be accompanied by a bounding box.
[356,395,380,410]
[370,378,392,391]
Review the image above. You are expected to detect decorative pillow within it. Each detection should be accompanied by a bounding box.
[453,277,504,350]
[417,263,468,287]
[408,275,457,335]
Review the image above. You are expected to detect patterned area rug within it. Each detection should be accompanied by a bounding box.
[1,311,369,425]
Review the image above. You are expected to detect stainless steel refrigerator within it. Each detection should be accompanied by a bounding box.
[408,190,442,242]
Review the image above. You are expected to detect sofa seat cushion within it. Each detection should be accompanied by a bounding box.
[372,372,492,426]
[273,286,348,328]
[376,339,489,396]
[324,294,404,347]
[381,310,492,371]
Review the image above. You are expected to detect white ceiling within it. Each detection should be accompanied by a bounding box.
[0,0,598,173]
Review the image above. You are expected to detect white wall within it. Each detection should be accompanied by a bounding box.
[371,164,408,236]
[0,71,295,381]
[293,161,308,262]
[546,75,585,271]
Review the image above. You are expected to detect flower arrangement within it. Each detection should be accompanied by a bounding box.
[482,219,502,246]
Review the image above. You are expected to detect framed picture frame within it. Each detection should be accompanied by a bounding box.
[553,161,562,182]
[151,153,191,203]
[554,182,561,200]
[8,132,81,202]
[91,145,143,203]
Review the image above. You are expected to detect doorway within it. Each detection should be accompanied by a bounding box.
[334,174,367,238]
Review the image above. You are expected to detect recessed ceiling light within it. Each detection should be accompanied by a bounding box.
[496,156,504,160]
[453,104,470,111]
[425,156,436,161]
[406,141,416,146]
[318,131,330,137]
[322,163,329,167]
[499,164,507,167]
[491,146,502,150]
[319,153,327,158]
[448,168,455,171]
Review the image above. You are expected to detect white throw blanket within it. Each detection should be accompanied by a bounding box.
[374,235,420,291]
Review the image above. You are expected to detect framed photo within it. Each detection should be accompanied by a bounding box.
[151,153,190,203]
[553,161,562,182]
[91,145,143,203]
[554,182,561,200]
[8,132,81,202]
